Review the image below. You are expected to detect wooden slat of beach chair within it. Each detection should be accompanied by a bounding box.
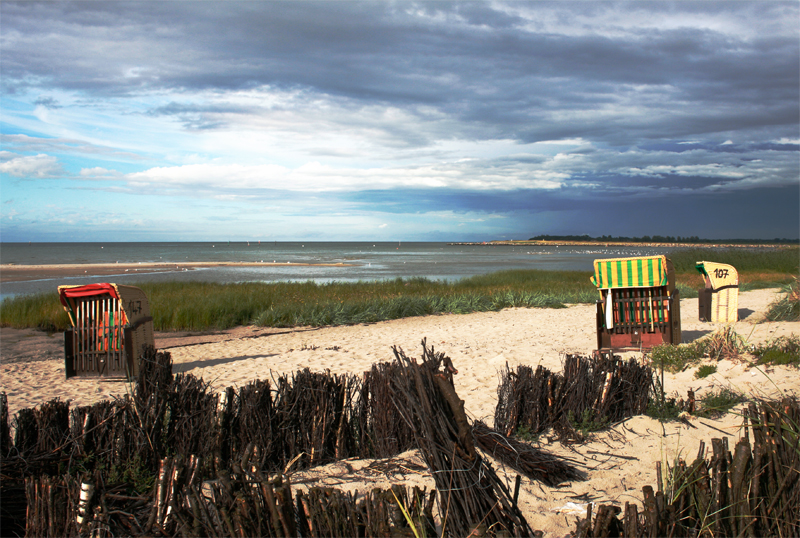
[635,289,642,326]
[73,301,80,373]
[89,299,95,372]
[112,297,121,372]
[82,300,88,372]
[94,299,100,372]
[78,300,86,373]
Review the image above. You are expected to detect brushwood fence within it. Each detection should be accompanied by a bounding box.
[572,398,800,537]
[2,343,588,537]
[15,343,775,537]
[494,352,653,443]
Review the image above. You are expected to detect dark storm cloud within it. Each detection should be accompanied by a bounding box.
[341,183,799,239]
[33,96,61,109]
[3,1,797,144]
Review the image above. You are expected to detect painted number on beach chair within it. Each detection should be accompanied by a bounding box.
[713,268,729,279]
[128,300,142,315]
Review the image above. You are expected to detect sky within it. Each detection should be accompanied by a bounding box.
[1,1,798,242]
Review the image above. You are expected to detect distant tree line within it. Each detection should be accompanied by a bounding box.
[527,234,799,245]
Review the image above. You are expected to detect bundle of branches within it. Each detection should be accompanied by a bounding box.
[494,364,557,439]
[472,420,585,486]
[389,340,533,537]
[164,373,219,464]
[33,398,71,456]
[273,368,358,470]
[3,399,75,537]
[296,485,435,537]
[572,398,800,537]
[0,392,25,537]
[144,455,294,537]
[135,345,173,404]
[356,361,416,459]
[360,485,436,538]
[1,392,10,457]
[4,399,73,477]
[68,399,132,468]
[30,469,150,538]
[133,347,174,461]
[221,380,280,472]
[24,474,80,537]
[743,397,800,536]
[495,354,652,443]
[557,353,652,439]
[11,407,39,463]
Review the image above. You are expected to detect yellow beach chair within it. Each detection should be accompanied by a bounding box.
[591,255,682,351]
[696,261,738,323]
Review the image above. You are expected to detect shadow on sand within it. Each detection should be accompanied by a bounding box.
[174,354,277,372]
[681,330,713,343]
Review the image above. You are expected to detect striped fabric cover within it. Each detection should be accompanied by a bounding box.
[591,256,669,289]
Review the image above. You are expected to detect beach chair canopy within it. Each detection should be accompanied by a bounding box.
[591,255,671,289]
[59,283,125,326]
[695,261,738,291]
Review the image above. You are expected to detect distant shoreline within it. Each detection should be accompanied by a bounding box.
[0,261,353,283]
[448,240,795,248]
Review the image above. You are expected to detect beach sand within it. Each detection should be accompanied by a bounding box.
[1,288,798,535]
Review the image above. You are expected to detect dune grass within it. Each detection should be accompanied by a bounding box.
[763,278,800,322]
[1,246,796,332]
[0,270,597,332]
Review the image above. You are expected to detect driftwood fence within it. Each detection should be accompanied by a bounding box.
[10,342,794,537]
[494,352,653,443]
[2,342,589,537]
[573,398,800,537]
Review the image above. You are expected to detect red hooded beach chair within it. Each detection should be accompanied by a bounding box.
[591,256,682,351]
[58,283,154,379]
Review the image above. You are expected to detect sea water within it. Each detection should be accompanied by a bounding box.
[0,242,679,300]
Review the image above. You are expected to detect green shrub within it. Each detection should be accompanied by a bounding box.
[515,425,538,442]
[753,335,800,366]
[694,364,717,379]
[693,388,747,418]
[646,377,684,422]
[567,408,609,436]
[648,342,704,373]
[646,398,683,422]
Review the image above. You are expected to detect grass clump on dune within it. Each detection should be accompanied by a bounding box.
[648,327,750,373]
[752,335,800,366]
[693,388,747,418]
[693,364,717,379]
[763,278,800,322]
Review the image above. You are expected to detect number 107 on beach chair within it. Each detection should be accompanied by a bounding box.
[58,283,154,379]
[591,256,682,351]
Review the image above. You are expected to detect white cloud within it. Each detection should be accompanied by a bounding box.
[80,167,124,179]
[0,154,64,178]
[123,159,568,193]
